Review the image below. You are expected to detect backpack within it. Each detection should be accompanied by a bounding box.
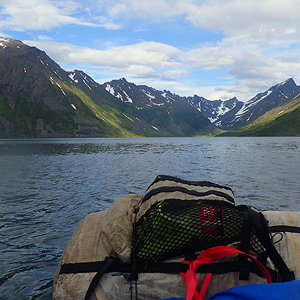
[131,175,293,283]
[54,175,297,300]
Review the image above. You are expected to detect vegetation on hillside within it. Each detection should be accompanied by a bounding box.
[218,96,300,136]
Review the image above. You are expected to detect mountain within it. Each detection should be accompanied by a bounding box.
[0,37,299,138]
[218,92,300,136]
[186,78,300,130]
[0,38,132,137]
[101,78,215,136]
[186,96,243,127]
[221,78,300,129]
[0,38,215,138]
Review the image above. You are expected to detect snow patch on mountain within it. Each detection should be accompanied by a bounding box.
[123,114,135,122]
[105,84,133,103]
[56,82,66,96]
[83,79,92,90]
[142,89,155,100]
[278,78,291,87]
[208,101,233,123]
[105,84,115,95]
[68,73,78,83]
[0,38,10,49]
[234,90,272,121]
[122,90,133,103]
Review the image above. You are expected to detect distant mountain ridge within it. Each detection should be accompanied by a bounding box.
[186,96,242,126]
[0,37,299,137]
[185,78,300,130]
[218,92,300,136]
[102,76,300,132]
[0,38,214,137]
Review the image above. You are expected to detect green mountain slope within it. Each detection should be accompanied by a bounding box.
[0,39,137,137]
[0,38,217,138]
[67,74,216,137]
[218,94,300,136]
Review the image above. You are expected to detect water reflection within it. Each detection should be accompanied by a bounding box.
[0,138,201,156]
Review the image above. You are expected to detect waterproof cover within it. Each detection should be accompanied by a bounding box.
[53,194,142,299]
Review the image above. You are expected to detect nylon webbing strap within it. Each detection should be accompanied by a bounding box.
[239,205,252,280]
[60,258,276,277]
[180,246,272,300]
[84,257,115,300]
[247,208,295,282]
[141,175,235,205]
[270,225,300,233]
[60,261,107,274]
[143,186,235,205]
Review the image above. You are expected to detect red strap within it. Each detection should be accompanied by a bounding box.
[180,246,272,300]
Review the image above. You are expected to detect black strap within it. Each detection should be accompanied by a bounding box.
[239,205,252,280]
[142,175,235,204]
[142,186,235,204]
[84,257,115,300]
[60,261,107,274]
[247,208,295,282]
[149,175,234,193]
[60,258,275,278]
[60,260,131,275]
[270,225,300,233]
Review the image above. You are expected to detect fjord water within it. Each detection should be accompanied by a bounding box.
[1,137,300,299]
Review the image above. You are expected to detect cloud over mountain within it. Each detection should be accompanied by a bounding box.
[1,0,300,101]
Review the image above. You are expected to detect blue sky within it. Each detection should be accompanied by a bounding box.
[1,0,300,101]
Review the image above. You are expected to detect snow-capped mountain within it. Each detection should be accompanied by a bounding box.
[101,78,300,131]
[0,38,215,137]
[219,78,300,129]
[67,70,100,91]
[102,78,181,108]
[184,78,300,130]
[1,37,299,137]
[99,78,214,135]
[186,96,243,127]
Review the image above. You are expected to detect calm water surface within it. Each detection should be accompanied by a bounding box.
[0,137,300,299]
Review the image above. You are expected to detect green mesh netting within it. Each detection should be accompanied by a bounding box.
[133,200,265,263]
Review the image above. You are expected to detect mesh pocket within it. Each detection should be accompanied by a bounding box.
[133,199,264,261]
[133,200,250,263]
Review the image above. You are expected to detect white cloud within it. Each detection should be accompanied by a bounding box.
[105,0,184,20]
[126,65,158,78]
[0,0,120,31]
[185,47,234,70]
[230,50,300,84]
[25,40,182,71]
[24,36,300,101]
[37,35,53,41]
[10,0,300,101]
[175,0,300,40]
[91,0,300,41]
[163,69,188,78]
[0,0,78,30]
